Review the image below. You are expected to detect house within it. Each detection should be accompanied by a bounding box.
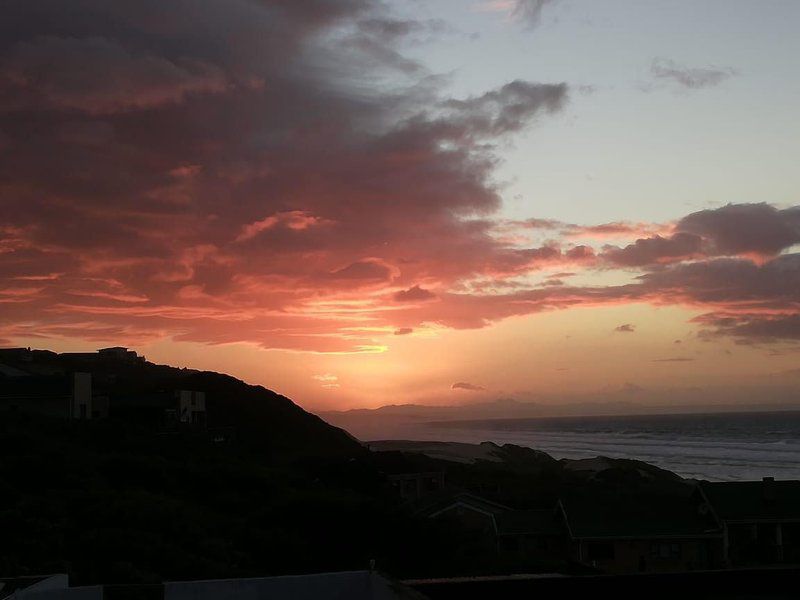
[0,372,102,420]
[110,390,207,429]
[495,509,566,562]
[698,478,800,567]
[176,390,206,426]
[413,491,510,539]
[388,472,446,501]
[60,347,144,364]
[97,347,143,363]
[558,492,724,574]
[414,491,566,567]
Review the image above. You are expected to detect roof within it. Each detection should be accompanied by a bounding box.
[560,492,720,540]
[412,491,509,518]
[0,575,67,598]
[496,509,563,536]
[164,571,426,600]
[700,480,800,523]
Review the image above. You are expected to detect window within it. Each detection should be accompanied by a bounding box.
[650,543,681,559]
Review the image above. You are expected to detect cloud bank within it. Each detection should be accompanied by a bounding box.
[0,2,797,354]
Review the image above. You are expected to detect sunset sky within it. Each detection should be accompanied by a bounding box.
[1,0,799,411]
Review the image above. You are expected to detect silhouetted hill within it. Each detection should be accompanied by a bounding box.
[0,349,363,460]
[0,349,704,585]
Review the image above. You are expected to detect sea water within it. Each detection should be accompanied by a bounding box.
[405,411,800,481]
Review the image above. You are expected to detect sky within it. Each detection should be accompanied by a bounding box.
[1,0,799,412]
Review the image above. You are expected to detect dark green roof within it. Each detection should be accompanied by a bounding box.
[700,480,800,522]
[412,491,509,518]
[561,492,719,540]
[496,509,562,536]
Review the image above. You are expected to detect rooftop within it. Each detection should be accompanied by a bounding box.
[700,479,800,523]
[560,491,720,540]
[496,509,562,536]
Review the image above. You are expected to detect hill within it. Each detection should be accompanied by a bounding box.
[0,348,694,584]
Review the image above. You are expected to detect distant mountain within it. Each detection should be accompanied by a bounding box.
[322,398,543,430]
[322,398,647,441]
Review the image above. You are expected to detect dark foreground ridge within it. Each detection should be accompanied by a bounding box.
[2,347,800,597]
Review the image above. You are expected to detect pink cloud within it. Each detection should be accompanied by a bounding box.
[0,1,797,354]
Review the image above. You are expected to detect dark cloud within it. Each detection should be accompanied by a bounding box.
[0,35,228,114]
[600,204,800,267]
[615,324,635,333]
[601,232,703,267]
[393,285,436,302]
[393,327,413,336]
[330,259,397,282]
[0,0,571,352]
[442,80,567,137]
[694,314,800,343]
[676,203,800,258]
[451,382,486,392]
[0,1,796,356]
[650,58,736,89]
[637,254,800,308]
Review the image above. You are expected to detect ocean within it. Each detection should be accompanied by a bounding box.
[375,411,800,482]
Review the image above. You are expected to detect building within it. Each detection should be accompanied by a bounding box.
[414,491,510,539]
[558,492,724,574]
[0,571,427,599]
[110,390,207,429]
[176,390,206,426]
[0,372,103,420]
[414,491,565,567]
[388,472,446,501]
[698,478,800,567]
[495,509,566,563]
[97,347,143,362]
[60,347,144,364]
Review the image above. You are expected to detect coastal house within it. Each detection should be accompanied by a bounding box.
[559,492,724,574]
[413,491,510,539]
[496,509,566,562]
[388,472,446,501]
[61,347,145,364]
[0,372,105,420]
[97,346,143,363]
[414,491,566,566]
[698,478,800,567]
[111,390,207,429]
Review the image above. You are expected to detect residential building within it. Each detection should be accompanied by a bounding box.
[388,472,446,501]
[0,372,99,420]
[414,491,565,567]
[111,390,207,429]
[558,492,724,574]
[698,478,800,567]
